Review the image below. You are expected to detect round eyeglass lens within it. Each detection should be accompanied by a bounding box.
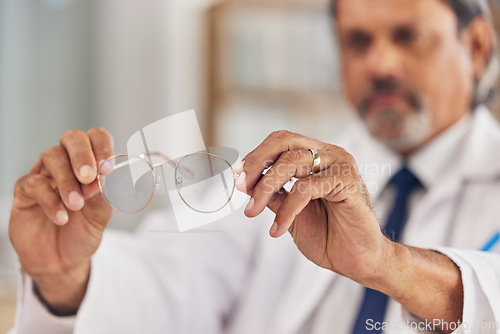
[98,155,155,213]
[175,153,235,213]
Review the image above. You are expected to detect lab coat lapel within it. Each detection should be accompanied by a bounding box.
[405,168,464,246]
[459,106,500,182]
[268,256,339,334]
[446,107,500,248]
[405,107,500,246]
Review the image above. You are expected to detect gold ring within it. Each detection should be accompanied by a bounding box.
[308,148,321,175]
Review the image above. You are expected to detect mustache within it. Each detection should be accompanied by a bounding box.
[358,78,422,113]
[373,78,400,92]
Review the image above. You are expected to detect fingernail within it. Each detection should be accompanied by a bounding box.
[245,197,255,212]
[68,191,84,208]
[235,172,247,191]
[234,160,245,174]
[270,221,278,236]
[79,165,94,179]
[56,210,69,225]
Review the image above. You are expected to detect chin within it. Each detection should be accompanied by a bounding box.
[363,107,434,154]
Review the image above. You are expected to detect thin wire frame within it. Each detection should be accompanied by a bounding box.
[174,152,237,214]
[97,154,156,214]
[97,152,239,215]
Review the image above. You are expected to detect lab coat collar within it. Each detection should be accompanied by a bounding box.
[456,105,500,181]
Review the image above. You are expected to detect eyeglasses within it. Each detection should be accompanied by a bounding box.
[97,149,241,214]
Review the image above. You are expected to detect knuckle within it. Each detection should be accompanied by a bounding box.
[332,145,348,156]
[14,175,29,192]
[243,154,257,168]
[343,162,360,179]
[88,127,113,144]
[279,150,302,164]
[87,127,109,137]
[343,152,356,165]
[333,146,355,164]
[41,146,64,161]
[323,143,336,151]
[332,148,358,172]
[60,129,86,144]
[269,130,293,140]
[351,166,362,179]
[24,174,47,190]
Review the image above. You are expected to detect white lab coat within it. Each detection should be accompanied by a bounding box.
[10,106,500,334]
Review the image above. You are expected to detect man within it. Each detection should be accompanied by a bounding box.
[8,0,500,333]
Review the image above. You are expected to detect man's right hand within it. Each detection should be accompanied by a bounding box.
[9,128,114,315]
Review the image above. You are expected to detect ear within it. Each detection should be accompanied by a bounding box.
[463,17,495,79]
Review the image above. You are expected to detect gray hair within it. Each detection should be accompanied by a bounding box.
[330,0,499,106]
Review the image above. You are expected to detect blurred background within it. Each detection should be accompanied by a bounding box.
[0,0,499,332]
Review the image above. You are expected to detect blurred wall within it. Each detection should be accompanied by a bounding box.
[0,0,93,198]
[0,0,217,330]
[0,0,218,225]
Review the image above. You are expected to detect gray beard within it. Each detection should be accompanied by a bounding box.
[363,108,433,153]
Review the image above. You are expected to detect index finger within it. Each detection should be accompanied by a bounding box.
[242,130,328,191]
[83,128,114,198]
[87,127,114,167]
[60,130,98,184]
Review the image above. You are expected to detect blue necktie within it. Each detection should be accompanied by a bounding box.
[351,167,422,334]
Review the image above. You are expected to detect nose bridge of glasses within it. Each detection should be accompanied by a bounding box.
[141,151,195,179]
[149,166,168,192]
[175,174,182,188]
[141,152,177,168]
[151,163,172,169]
[135,151,238,193]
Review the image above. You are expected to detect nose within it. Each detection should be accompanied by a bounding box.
[365,39,403,80]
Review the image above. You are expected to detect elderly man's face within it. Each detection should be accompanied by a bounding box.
[337,0,475,154]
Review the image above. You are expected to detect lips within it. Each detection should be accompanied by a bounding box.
[368,92,406,107]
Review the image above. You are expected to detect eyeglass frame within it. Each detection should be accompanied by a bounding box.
[97,151,241,215]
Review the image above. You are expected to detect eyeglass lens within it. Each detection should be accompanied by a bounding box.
[98,153,236,214]
[175,153,235,213]
[98,155,155,214]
